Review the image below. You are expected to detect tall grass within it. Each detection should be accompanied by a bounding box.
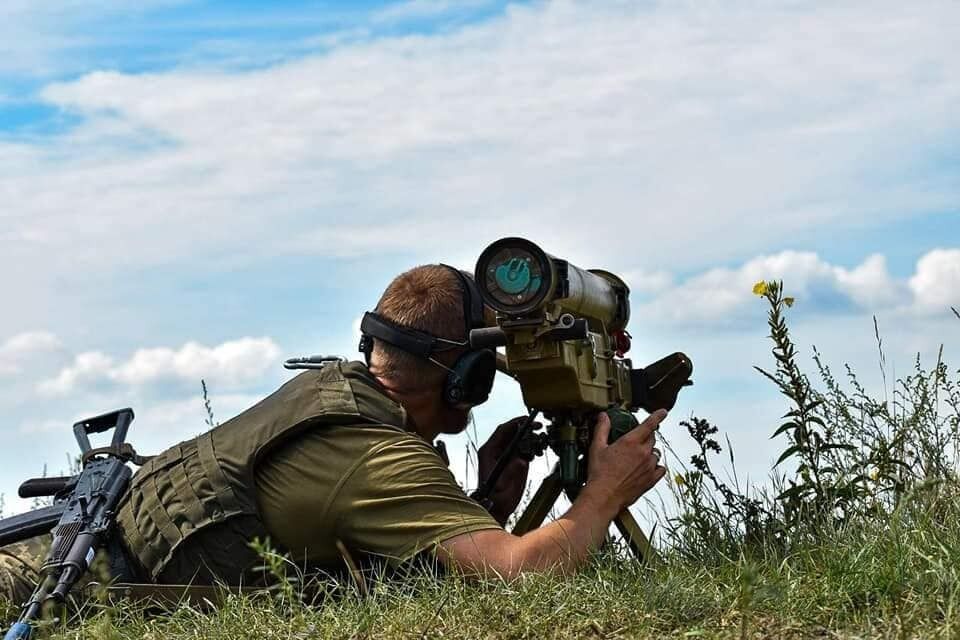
[665,281,959,565]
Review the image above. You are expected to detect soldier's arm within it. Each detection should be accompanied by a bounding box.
[437,410,667,579]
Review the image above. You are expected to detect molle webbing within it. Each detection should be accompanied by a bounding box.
[117,436,243,580]
[116,362,403,582]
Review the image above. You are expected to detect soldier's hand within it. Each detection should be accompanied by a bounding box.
[584,410,667,513]
[478,416,536,525]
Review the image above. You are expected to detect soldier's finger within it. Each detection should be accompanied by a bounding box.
[622,409,667,445]
[637,437,655,457]
[653,465,668,483]
[636,451,657,474]
[591,412,612,451]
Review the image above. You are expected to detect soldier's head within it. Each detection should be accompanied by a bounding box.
[365,264,490,437]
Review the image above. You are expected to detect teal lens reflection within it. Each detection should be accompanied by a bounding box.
[483,248,546,310]
[495,258,532,294]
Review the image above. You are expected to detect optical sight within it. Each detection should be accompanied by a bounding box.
[475,237,629,331]
[472,237,690,414]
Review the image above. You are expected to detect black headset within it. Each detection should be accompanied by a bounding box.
[358,265,497,409]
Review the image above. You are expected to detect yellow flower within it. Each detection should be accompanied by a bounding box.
[869,468,879,481]
[783,297,795,307]
[752,281,768,296]
[674,474,686,486]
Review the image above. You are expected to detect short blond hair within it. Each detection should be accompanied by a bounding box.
[370,265,466,389]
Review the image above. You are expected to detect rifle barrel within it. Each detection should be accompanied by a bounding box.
[18,476,74,499]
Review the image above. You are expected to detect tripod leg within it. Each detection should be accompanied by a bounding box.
[612,509,656,562]
[511,466,563,535]
[511,466,657,563]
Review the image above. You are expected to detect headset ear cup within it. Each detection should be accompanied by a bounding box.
[445,349,496,408]
[444,370,464,406]
[359,335,373,366]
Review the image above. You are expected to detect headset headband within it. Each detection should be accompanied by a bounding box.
[359,265,486,361]
[359,311,466,359]
[442,264,486,334]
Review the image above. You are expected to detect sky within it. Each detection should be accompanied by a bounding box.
[0,0,957,521]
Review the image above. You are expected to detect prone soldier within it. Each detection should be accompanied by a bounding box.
[1,255,672,605]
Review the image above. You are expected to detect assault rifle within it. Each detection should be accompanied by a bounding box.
[2,408,148,640]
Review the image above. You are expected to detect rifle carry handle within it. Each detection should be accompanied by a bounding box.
[72,407,135,454]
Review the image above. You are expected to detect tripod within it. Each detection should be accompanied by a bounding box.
[473,410,656,561]
[512,464,655,561]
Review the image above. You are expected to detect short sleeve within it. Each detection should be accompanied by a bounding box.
[332,434,501,566]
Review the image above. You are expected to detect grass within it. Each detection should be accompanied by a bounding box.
[4,281,959,639]
[24,499,960,639]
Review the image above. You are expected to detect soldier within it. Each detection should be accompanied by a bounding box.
[1,265,666,601]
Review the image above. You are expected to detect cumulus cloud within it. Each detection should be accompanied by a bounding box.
[38,337,281,395]
[636,248,952,326]
[0,331,61,376]
[2,0,957,324]
[622,269,674,297]
[835,255,903,309]
[37,351,113,394]
[909,249,960,312]
[20,391,261,435]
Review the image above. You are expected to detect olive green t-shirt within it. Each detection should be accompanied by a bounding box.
[254,422,501,569]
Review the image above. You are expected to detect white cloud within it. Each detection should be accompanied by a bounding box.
[113,338,282,385]
[0,331,60,356]
[2,0,957,326]
[37,351,113,394]
[635,250,852,325]
[909,249,960,312]
[636,248,953,326]
[38,337,281,395]
[622,269,674,296]
[0,1,186,76]
[835,254,903,309]
[372,0,493,24]
[20,391,259,434]
[0,331,61,376]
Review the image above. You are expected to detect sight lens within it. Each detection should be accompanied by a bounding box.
[495,257,533,293]
[476,238,552,314]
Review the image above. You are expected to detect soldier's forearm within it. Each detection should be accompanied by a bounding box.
[437,486,619,579]
[505,486,619,575]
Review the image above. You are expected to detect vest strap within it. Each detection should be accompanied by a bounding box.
[197,433,245,518]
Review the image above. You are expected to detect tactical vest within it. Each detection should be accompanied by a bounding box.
[115,361,407,581]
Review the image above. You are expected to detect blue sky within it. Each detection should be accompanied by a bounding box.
[0,0,958,517]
